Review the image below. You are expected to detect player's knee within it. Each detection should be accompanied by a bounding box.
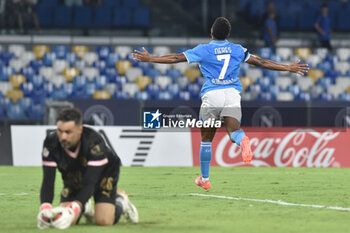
[95,216,114,226]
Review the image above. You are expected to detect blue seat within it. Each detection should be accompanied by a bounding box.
[0,66,15,81]
[287,85,301,97]
[166,69,182,81]
[299,8,316,30]
[134,91,149,100]
[263,69,280,80]
[318,93,334,101]
[70,89,88,99]
[52,45,69,59]
[112,75,128,87]
[325,70,340,81]
[51,88,68,99]
[156,91,172,100]
[280,11,297,30]
[36,6,53,26]
[74,6,92,27]
[336,9,350,30]
[296,92,312,101]
[85,83,96,97]
[176,91,191,100]
[123,0,140,8]
[194,77,205,86]
[144,68,161,80]
[338,93,350,101]
[6,104,27,120]
[0,52,15,66]
[166,83,181,96]
[246,84,261,93]
[31,89,48,100]
[29,60,44,74]
[73,76,88,91]
[135,61,152,73]
[30,75,46,89]
[258,47,273,60]
[102,68,119,80]
[113,91,130,99]
[94,6,112,27]
[54,6,72,27]
[113,7,131,27]
[93,60,107,73]
[102,0,121,7]
[0,97,12,108]
[43,83,56,96]
[106,53,120,67]
[20,67,36,77]
[316,61,333,74]
[256,77,271,92]
[43,52,56,66]
[94,76,108,90]
[17,98,33,111]
[61,83,74,97]
[267,85,281,97]
[38,0,58,7]
[27,104,44,120]
[186,83,201,99]
[177,47,191,54]
[317,78,332,90]
[20,82,34,97]
[258,92,274,101]
[65,52,79,66]
[145,84,160,98]
[97,46,112,60]
[133,7,150,27]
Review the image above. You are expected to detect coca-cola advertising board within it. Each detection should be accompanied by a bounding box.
[191,128,350,167]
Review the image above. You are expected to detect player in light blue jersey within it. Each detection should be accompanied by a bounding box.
[133,17,309,190]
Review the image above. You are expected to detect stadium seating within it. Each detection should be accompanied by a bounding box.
[54,6,72,27]
[74,6,92,27]
[2,40,350,122]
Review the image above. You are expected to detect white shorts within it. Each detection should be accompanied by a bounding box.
[199,88,242,122]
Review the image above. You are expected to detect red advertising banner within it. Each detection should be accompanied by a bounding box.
[191,128,350,167]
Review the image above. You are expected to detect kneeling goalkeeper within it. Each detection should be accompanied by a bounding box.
[37,108,138,229]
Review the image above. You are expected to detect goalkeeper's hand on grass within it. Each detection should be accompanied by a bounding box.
[37,203,53,229]
[51,201,81,230]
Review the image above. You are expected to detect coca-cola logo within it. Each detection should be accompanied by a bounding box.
[215,129,340,167]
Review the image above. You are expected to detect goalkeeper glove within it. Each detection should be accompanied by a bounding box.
[37,203,53,229]
[51,201,81,230]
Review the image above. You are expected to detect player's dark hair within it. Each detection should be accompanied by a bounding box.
[212,17,231,40]
[322,3,328,8]
[56,108,83,125]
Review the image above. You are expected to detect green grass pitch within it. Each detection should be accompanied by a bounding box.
[0,166,349,233]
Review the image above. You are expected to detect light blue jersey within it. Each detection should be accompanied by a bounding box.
[183,40,250,96]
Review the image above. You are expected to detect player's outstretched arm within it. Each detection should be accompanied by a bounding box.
[132,47,187,64]
[246,55,309,75]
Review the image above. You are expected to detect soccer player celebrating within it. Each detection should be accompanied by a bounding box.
[132,17,309,190]
[37,108,138,229]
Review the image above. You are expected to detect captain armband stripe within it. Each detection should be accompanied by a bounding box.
[87,158,108,166]
[42,161,57,167]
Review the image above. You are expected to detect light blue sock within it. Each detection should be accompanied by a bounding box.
[199,141,212,179]
[230,129,246,146]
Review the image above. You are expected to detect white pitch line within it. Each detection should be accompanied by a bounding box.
[189,193,350,212]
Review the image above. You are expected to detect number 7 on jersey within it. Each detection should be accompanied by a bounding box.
[216,54,230,80]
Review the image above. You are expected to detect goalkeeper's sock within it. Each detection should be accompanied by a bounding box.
[200,141,212,179]
[230,129,246,146]
[114,195,124,224]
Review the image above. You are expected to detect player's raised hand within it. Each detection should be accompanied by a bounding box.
[288,60,310,75]
[132,47,151,62]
